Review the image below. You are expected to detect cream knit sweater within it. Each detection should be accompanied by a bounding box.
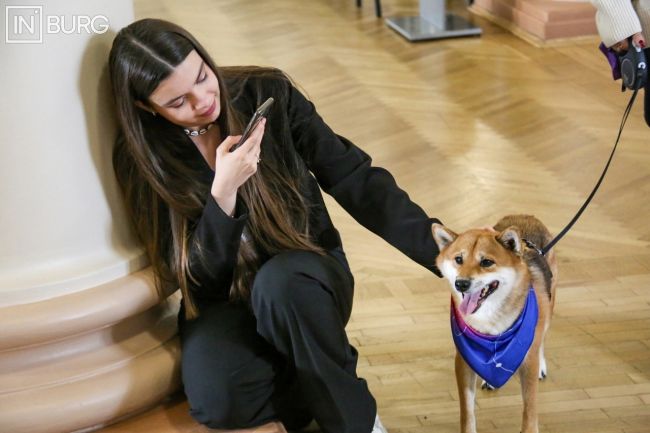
[590,0,650,47]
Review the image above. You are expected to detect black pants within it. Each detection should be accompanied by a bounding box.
[178,250,376,433]
[619,48,650,126]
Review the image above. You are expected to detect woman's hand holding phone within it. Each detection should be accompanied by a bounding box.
[210,117,266,216]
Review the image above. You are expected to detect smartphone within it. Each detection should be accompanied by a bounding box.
[231,97,274,151]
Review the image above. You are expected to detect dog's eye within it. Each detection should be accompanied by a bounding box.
[455,256,463,265]
[480,259,494,268]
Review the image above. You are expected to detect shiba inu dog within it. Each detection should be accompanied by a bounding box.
[432,215,558,433]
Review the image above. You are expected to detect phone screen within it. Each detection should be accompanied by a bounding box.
[231,97,274,151]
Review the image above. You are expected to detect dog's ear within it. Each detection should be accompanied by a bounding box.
[497,226,522,254]
[432,223,458,250]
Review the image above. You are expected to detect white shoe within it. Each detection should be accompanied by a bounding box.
[372,415,388,433]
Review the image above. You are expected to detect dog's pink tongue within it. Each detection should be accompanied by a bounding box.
[459,290,481,315]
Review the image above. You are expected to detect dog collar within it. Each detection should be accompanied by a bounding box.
[450,287,538,388]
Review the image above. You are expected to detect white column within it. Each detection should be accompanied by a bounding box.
[0,0,146,305]
[0,2,181,432]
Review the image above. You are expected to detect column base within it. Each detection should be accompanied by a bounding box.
[0,270,181,433]
[386,14,482,41]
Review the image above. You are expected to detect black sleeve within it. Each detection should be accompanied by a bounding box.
[287,83,443,277]
[186,194,249,302]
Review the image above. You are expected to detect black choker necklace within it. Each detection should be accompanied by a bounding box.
[183,122,215,137]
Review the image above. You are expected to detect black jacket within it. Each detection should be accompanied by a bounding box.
[182,74,442,303]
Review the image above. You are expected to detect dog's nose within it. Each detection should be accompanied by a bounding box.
[455,279,472,292]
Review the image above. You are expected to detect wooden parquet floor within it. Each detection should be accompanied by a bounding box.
[101,0,650,432]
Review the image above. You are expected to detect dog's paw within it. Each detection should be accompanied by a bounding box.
[481,380,496,391]
[539,357,548,381]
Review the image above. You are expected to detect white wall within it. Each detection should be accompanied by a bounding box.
[0,0,147,305]
[0,5,182,432]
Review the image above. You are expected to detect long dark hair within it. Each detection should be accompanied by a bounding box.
[109,18,323,319]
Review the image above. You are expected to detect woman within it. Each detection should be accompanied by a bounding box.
[109,18,442,433]
[591,0,649,125]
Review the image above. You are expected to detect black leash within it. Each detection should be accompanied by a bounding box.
[532,87,640,256]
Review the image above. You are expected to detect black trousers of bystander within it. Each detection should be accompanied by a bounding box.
[643,48,650,126]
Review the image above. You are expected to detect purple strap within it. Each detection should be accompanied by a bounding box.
[599,42,622,80]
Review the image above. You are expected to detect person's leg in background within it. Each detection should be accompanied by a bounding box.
[251,250,377,433]
[643,48,650,126]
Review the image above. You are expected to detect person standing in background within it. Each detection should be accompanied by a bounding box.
[590,0,650,125]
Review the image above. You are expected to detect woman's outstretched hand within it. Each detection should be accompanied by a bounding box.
[210,118,266,216]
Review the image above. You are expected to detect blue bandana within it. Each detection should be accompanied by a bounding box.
[450,287,538,388]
